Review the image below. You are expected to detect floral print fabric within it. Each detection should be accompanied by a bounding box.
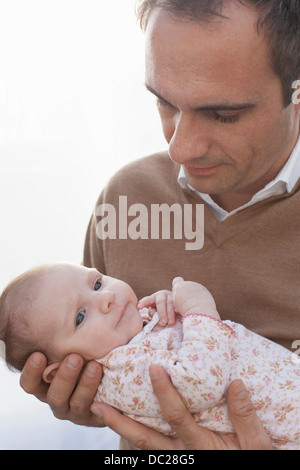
[95,310,300,450]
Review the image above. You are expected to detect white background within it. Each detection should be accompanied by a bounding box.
[0,0,166,450]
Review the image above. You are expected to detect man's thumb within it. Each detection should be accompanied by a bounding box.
[227,380,273,450]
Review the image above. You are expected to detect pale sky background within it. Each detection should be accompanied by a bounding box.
[0,0,166,449]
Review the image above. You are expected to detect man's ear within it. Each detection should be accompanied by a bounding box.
[42,362,60,383]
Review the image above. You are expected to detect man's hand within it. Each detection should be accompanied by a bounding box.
[20,352,104,427]
[91,365,273,450]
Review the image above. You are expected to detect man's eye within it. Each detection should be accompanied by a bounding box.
[214,112,239,124]
[76,311,85,327]
[94,279,102,291]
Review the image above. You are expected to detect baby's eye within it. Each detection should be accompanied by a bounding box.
[94,279,102,291]
[76,311,85,327]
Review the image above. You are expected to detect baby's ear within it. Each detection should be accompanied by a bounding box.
[42,362,60,383]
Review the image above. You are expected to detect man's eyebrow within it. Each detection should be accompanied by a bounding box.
[145,84,257,111]
[145,84,172,105]
[195,103,257,111]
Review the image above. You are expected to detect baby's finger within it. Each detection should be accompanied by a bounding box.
[166,294,176,325]
[157,293,176,326]
[137,294,156,309]
[155,292,169,325]
[172,277,184,288]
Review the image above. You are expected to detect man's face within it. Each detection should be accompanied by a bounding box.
[145,3,300,209]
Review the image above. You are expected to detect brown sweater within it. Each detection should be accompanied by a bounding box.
[84,152,300,351]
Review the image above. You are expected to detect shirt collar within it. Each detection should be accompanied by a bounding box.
[273,133,300,192]
[178,134,300,221]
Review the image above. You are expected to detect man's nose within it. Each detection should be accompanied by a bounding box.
[97,291,116,314]
[168,112,210,165]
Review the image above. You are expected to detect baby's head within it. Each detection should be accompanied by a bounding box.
[0,263,143,382]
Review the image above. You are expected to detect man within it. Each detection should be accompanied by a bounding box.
[20,0,300,449]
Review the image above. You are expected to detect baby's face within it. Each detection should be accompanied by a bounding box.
[30,264,143,361]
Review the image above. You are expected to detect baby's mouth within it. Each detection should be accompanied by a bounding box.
[116,304,126,325]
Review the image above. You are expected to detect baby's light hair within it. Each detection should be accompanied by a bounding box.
[0,266,50,372]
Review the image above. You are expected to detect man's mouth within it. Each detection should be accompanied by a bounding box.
[184,163,223,176]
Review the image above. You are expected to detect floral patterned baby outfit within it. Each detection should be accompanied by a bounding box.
[95,310,300,450]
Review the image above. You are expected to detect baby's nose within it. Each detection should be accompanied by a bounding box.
[99,291,115,314]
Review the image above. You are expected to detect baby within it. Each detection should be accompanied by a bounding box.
[0,262,299,449]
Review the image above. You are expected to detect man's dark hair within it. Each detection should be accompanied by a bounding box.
[136,0,300,106]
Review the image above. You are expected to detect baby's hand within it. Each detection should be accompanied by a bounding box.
[172,277,220,320]
[137,290,176,326]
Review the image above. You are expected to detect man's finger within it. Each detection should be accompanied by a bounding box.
[20,352,48,402]
[69,361,104,426]
[149,364,213,449]
[227,380,273,450]
[91,402,179,450]
[47,354,84,419]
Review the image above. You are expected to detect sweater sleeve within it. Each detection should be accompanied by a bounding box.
[165,315,234,412]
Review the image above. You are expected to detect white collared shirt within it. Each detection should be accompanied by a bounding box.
[178,135,300,221]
